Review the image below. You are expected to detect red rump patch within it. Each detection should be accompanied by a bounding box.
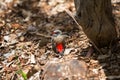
[56,43,64,53]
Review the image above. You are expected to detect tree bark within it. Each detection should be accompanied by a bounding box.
[74,0,117,48]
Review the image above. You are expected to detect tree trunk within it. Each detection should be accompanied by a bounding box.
[74,0,117,48]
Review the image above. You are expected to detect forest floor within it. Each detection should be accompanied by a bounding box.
[0,0,120,80]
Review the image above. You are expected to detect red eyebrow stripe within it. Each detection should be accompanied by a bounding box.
[56,43,64,53]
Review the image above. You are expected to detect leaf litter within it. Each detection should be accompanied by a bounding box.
[0,0,120,80]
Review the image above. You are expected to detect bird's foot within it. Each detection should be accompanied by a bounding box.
[54,53,64,58]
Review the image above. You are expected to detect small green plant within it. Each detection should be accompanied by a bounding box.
[16,69,27,80]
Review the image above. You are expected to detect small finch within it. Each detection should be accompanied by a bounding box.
[51,30,67,56]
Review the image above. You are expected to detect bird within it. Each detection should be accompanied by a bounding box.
[51,30,67,56]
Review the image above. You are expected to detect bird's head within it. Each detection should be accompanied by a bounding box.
[52,30,62,36]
